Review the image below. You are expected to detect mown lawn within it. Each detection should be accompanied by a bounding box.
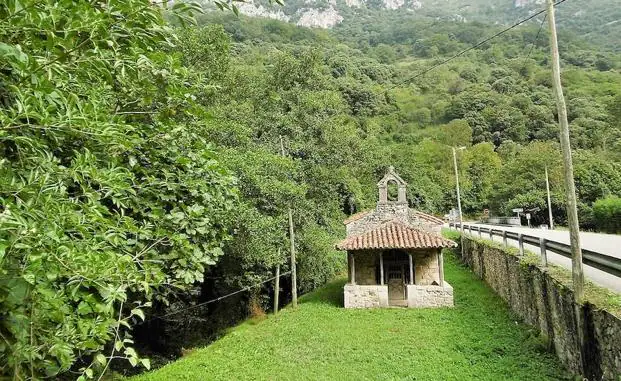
[131,252,570,381]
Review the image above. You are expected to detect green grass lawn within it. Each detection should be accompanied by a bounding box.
[131,252,570,381]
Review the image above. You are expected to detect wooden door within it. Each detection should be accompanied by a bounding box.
[387,265,405,300]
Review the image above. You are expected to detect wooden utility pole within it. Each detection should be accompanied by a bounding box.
[274,250,280,314]
[545,166,554,230]
[280,136,298,308]
[546,0,583,301]
[452,147,464,256]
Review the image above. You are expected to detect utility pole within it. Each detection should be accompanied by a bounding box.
[545,166,554,230]
[274,248,280,314]
[546,0,583,302]
[280,136,298,308]
[452,147,465,256]
[546,2,585,372]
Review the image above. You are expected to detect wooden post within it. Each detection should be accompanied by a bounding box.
[437,251,444,287]
[540,238,548,267]
[379,252,384,286]
[408,253,414,285]
[349,252,356,284]
[546,0,583,301]
[518,233,524,256]
[281,136,297,308]
[453,147,464,257]
[274,263,280,314]
[545,166,554,230]
[287,208,297,308]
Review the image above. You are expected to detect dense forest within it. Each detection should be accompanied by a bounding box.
[1,1,620,379]
[233,0,621,52]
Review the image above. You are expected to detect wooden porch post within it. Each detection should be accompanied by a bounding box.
[379,252,384,286]
[408,253,414,285]
[349,252,355,284]
[438,250,445,287]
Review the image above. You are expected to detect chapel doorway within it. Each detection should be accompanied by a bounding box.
[381,250,411,306]
[387,265,405,301]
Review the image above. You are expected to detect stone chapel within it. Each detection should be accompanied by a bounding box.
[336,167,456,308]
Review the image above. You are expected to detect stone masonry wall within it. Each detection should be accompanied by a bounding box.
[462,237,621,380]
[347,206,441,237]
[352,249,440,286]
[347,203,409,236]
[407,283,454,308]
[414,250,440,285]
[353,250,378,285]
[344,284,389,308]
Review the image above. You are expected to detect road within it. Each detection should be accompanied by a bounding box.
[462,223,621,293]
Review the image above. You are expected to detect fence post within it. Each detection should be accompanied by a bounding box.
[518,234,524,255]
[274,264,280,314]
[540,238,548,267]
[468,225,472,236]
[478,227,482,238]
[502,230,508,247]
[489,229,493,240]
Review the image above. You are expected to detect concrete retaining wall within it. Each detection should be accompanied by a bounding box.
[462,237,621,380]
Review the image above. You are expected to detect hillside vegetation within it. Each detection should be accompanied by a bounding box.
[232,0,621,52]
[1,1,620,379]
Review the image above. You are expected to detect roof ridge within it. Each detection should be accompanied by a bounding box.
[343,209,373,225]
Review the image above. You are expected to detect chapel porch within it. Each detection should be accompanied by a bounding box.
[344,248,454,308]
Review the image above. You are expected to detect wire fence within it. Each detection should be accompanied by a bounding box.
[148,270,292,322]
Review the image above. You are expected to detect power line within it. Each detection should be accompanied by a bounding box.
[149,271,292,321]
[391,0,569,89]
[527,14,547,58]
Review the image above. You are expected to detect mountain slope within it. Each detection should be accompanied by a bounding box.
[221,0,620,51]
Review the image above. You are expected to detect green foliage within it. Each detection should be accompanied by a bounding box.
[0,1,236,379]
[593,196,621,234]
[3,2,621,379]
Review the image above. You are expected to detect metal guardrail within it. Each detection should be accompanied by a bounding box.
[484,216,521,226]
[448,222,621,278]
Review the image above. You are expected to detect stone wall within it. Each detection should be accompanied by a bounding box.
[353,250,378,285]
[347,203,409,236]
[351,249,441,286]
[462,237,621,380]
[413,249,440,285]
[346,206,441,237]
[344,284,388,308]
[407,283,454,308]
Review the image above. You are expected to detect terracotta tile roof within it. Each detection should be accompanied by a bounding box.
[336,221,456,251]
[343,210,373,225]
[411,210,445,225]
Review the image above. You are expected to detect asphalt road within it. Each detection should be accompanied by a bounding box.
[461,223,621,293]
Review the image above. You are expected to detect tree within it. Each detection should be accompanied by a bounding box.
[433,119,472,148]
[0,1,236,378]
[491,142,563,219]
[461,143,501,213]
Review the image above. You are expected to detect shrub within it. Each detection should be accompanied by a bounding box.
[0,1,236,379]
[593,196,621,233]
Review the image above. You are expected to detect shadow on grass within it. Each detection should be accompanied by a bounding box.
[300,278,346,307]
